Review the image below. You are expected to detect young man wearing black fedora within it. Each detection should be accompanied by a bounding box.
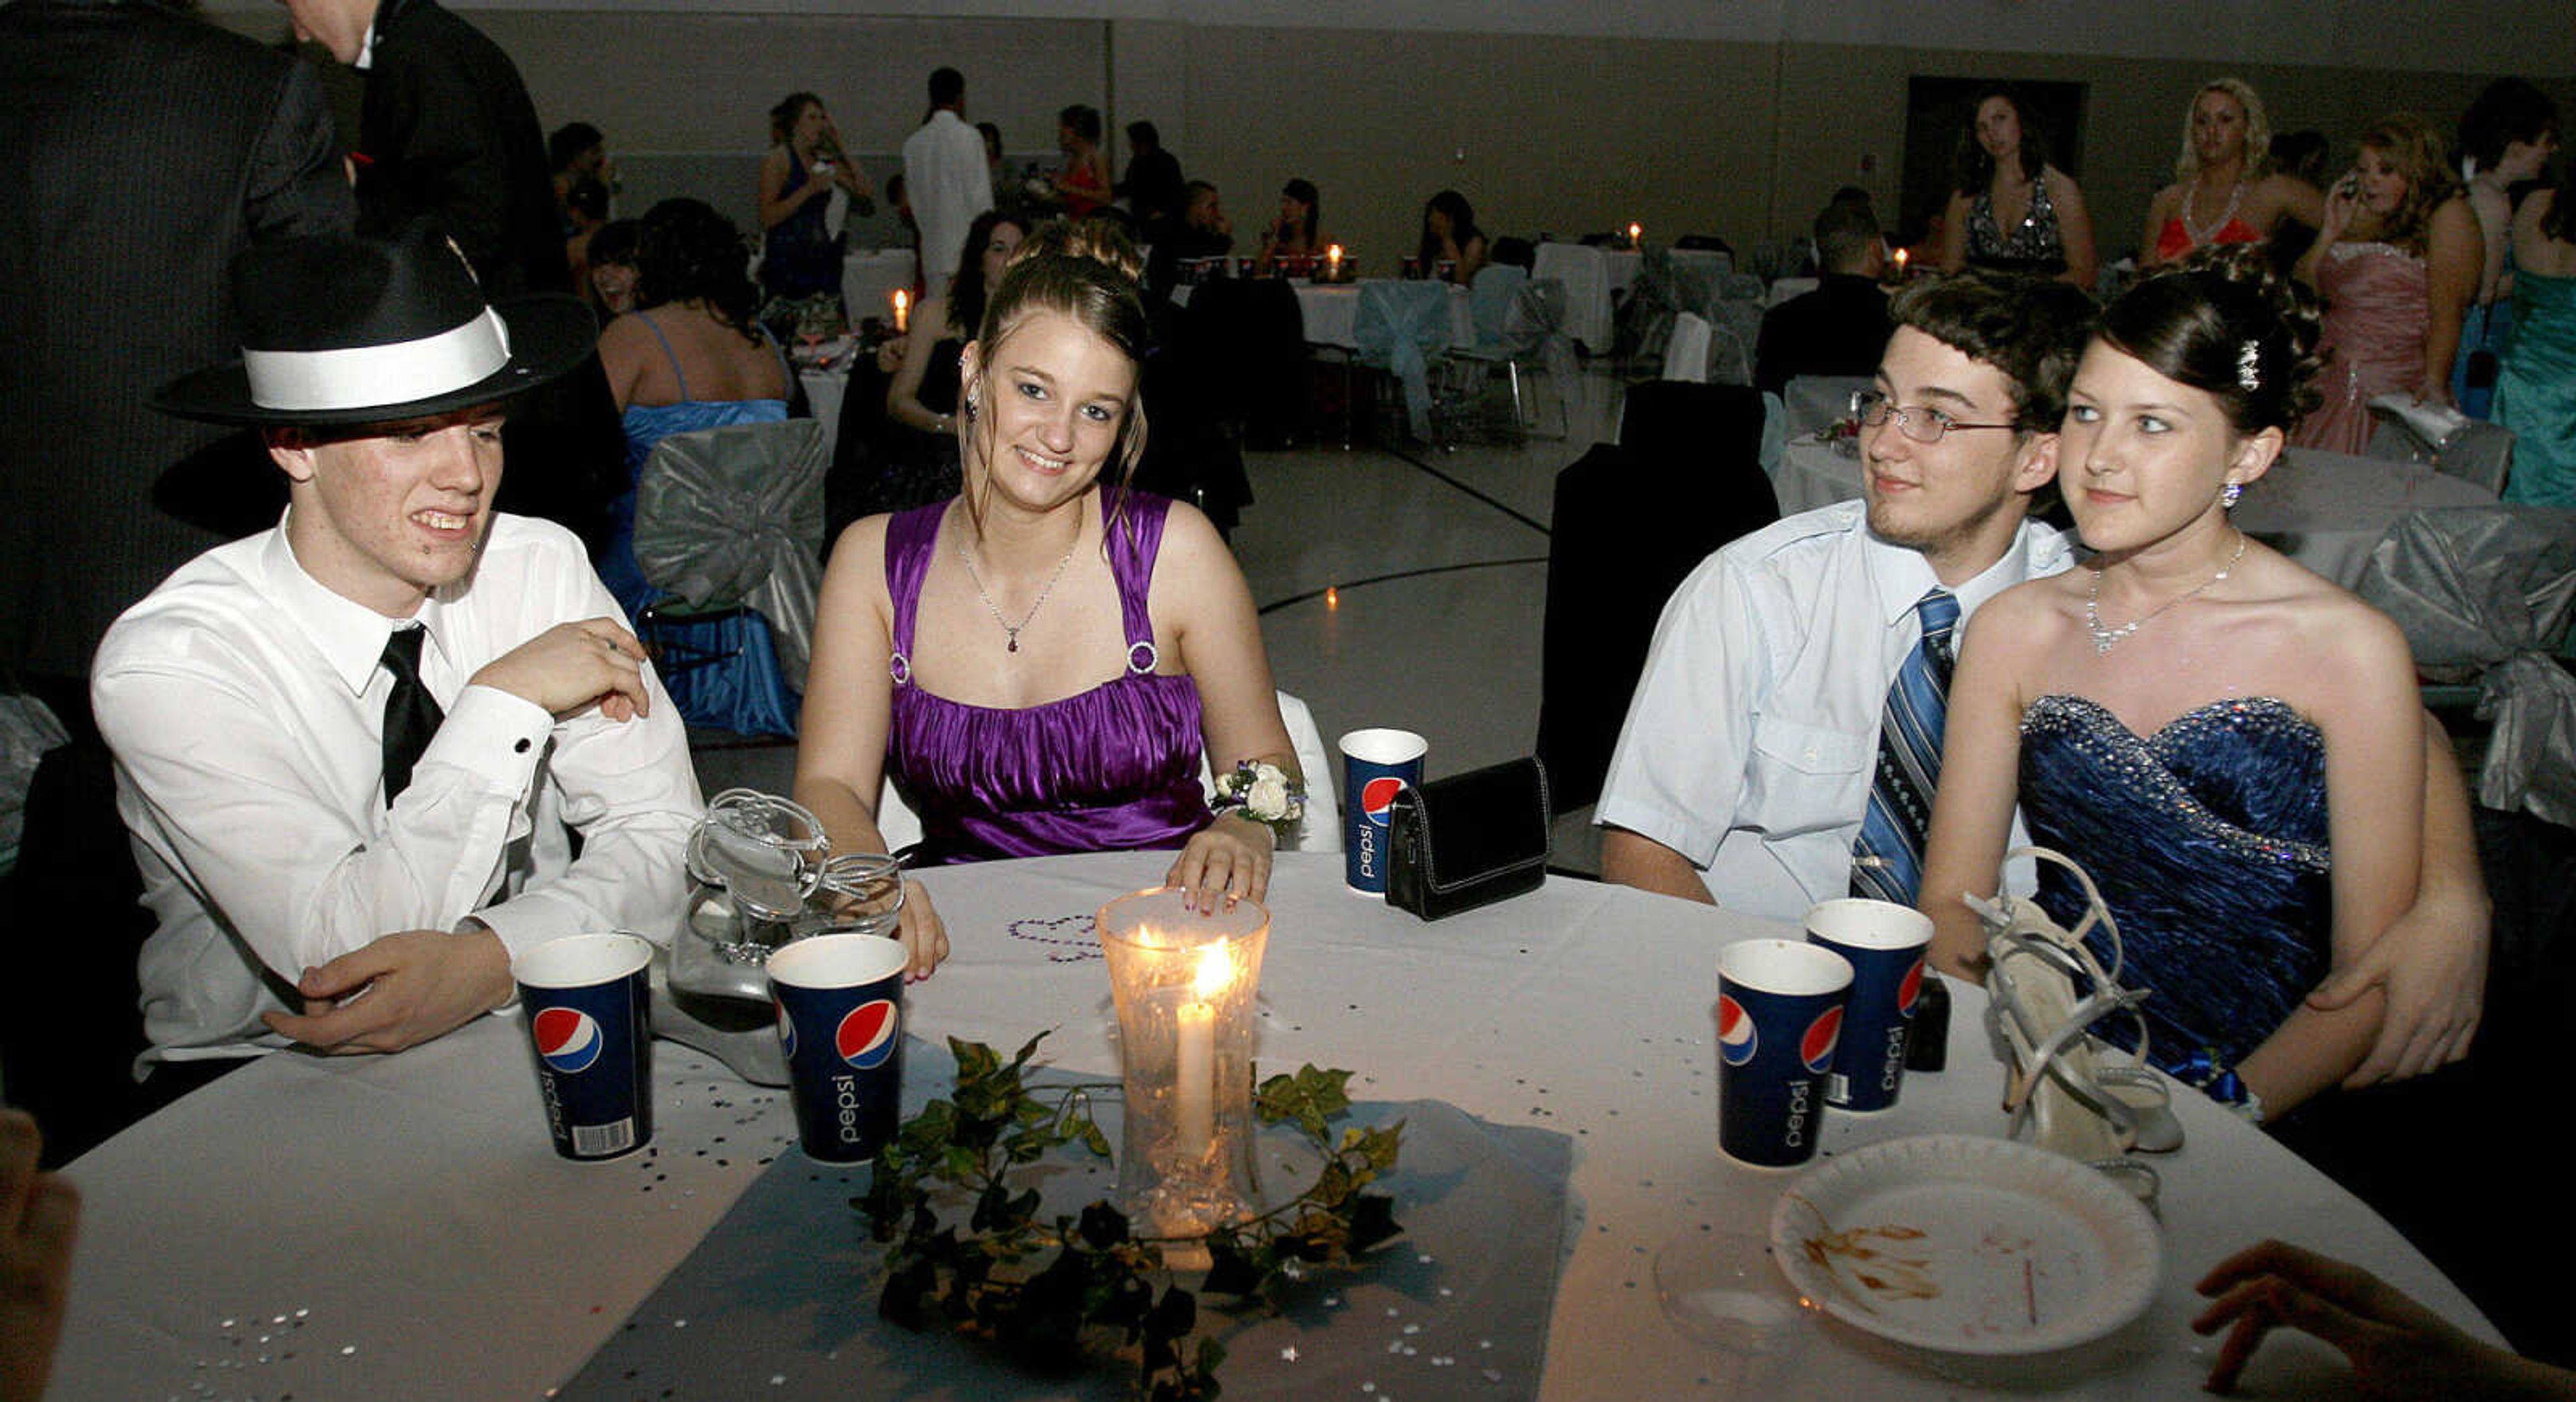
[91,227,703,1093]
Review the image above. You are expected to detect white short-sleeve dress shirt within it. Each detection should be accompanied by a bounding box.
[92,513,704,1065]
[1596,500,2074,923]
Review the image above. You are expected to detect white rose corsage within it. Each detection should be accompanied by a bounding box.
[1212,760,1305,837]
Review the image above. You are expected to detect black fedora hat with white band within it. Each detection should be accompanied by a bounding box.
[155,223,594,429]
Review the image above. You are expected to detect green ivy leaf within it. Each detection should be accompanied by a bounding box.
[1198,1239,1264,1297]
[1346,1194,1402,1254]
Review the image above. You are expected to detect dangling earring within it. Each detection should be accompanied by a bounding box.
[2220,480,2243,510]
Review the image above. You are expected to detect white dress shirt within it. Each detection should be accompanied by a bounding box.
[1596,500,2075,922]
[93,513,703,1065]
[902,108,994,293]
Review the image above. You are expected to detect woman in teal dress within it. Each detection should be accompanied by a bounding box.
[1921,248,2430,1124]
[2496,184,2576,506]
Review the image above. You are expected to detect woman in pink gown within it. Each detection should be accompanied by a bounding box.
[2293,113,2481,455]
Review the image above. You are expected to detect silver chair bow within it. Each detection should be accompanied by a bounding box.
[2355,505,2576,826]
[1352,280,1454,442]
[633,418,828,691]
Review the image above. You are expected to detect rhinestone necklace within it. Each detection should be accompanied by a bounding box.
[2085,530,2247,655]
[956,527,1081,653]
[2180,178,2245,248]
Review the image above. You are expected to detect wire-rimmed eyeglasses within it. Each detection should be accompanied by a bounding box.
[1850,389,2020,445]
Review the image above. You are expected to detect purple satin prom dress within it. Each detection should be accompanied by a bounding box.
[883,492,1212,863]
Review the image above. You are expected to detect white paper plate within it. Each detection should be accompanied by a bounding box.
[1768,1134,2161,1355]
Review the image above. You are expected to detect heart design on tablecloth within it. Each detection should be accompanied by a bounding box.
[1006,913,1101,963]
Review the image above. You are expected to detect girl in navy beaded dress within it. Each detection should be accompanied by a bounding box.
[1920,248,2427,1123]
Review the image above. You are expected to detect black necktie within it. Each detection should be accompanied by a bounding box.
[380,627,445,806]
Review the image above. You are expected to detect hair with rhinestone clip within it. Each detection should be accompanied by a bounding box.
[2094,244,2322,436]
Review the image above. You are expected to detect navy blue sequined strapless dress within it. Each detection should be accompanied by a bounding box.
[2018,695,2332,1090]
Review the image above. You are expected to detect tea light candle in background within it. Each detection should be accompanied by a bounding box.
[1892,247,1910,277]
[1326,243,1343,278]
[1627,221,1642,247]
[1174,945,1232,1159]
[891,288,910,334]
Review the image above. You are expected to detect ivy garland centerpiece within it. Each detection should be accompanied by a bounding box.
[861,1034,1404,1400]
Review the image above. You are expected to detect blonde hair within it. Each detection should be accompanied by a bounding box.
[2357,112,2461,255]
[2174,78,2275,184]
[958,219,1154,541]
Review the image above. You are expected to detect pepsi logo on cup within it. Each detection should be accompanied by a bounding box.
[1801,1006,1845,1075]
[775,1002,796,1059]
[1894,955,1925,1016]
[1716,994,1758,1067]
[835,999,900,1071]
[1359,775,1407,828]
[532,1006,604,1075]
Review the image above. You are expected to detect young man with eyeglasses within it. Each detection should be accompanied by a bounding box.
[1597,270,2489,1086]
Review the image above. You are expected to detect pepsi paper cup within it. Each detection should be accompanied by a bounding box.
[1804,899,1935,1112]
[767,932,910,1164]
[1337,728,1427,896]
[514,932,655,1162]
[1714,939,1853,1169]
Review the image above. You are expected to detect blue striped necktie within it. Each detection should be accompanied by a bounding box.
[1851,589,1960,904]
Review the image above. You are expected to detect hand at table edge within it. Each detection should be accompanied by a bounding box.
[2191,1238,2567,1399]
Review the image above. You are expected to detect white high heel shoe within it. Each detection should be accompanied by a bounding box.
[1966,847,2183,1207]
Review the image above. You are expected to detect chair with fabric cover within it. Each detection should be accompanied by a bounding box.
[1660,312,1712,382]
[2353,506,2576,828]
[633,418,828,737]
[1175,276,1309,449]
[1439,266,1570,441]
[1532,241,1614,354]
[1538,383,1780,812]
[1781,374,1873,441]
[1697,272,1769,388]
[868,688,1341,857]
[1619,246,1715,371]
[1352,280,1454,443]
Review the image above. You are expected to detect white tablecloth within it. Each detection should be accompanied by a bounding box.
[54,852,2492,1400]
[1772,440,2500,586]
[841,248,916,327]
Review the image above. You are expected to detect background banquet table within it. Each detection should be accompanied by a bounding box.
[1771,437,2500,586]
[840,247,916,331]
[1532,242,1733,354]
[52,852,2493,1399]
[1171,277,1476,352]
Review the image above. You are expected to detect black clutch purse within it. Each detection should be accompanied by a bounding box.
[1385,757,1551,920]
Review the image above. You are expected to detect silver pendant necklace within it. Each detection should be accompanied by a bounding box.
[2086,530,2247,655]
[956,527,1081,653]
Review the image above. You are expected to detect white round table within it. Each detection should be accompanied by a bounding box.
[51,852,2491,1399]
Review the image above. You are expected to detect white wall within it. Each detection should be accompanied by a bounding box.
[206,3,2576,271]
[210,0,2576,72]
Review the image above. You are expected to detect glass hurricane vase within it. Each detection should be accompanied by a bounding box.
[1096,887,1271,1244]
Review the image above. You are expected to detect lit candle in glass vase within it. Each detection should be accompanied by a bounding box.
[1175,946,1234,1158]
[891,288,910,335]
[1325,243,1344,281]
[1097,887,1271,1239]
[1627,221,1643,248]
